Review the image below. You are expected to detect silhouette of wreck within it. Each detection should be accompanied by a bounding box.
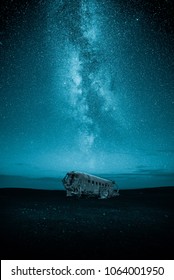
[62,171,119,199]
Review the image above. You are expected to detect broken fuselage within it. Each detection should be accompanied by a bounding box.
[62,171,119,199]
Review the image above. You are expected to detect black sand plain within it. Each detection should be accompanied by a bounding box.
[1,187,174,259]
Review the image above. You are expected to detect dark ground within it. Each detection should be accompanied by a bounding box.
[0,187,174,260]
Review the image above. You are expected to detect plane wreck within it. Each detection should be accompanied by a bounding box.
[62,171,119,199]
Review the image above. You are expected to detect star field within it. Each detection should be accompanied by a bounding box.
[0,0,174,188]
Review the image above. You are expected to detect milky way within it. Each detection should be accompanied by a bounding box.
[46,0,128,171]
[0,0,174,188]
[66,0,118,154]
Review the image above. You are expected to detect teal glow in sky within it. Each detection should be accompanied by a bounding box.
[0,0,174,188]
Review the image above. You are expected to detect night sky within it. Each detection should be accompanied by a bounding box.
[1,0,174,189]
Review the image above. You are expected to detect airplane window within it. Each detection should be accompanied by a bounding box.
[92,181,94,184]
[99,182,101,186]
[88,180,90,183]
[96,182,98,185]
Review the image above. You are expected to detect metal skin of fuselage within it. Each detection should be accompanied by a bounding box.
[62,171,119,199]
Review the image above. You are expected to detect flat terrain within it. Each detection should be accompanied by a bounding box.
[0,187,174,259]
